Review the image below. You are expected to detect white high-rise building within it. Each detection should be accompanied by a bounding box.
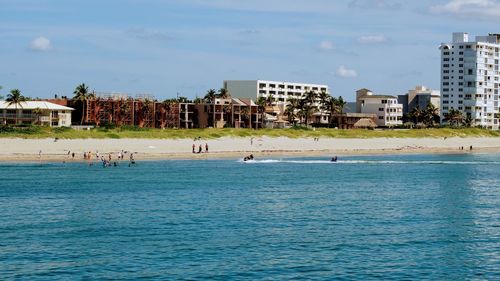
[439,32,500,129]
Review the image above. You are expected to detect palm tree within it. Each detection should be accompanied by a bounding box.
[296,91,318,126]
[177,96,189,103]
[444,109,464,127]
[335,96,346,128]
[204,89,216,103]
[6,89,26,125]
[409,106,423,124]
[218,88,230,99]
[265,95,275,106]
[298,97,316,126]
[285,98,299,125]
[73,83,89,125]
[423,102,440,127]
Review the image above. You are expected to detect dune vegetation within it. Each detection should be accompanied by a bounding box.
[1,125,499,139]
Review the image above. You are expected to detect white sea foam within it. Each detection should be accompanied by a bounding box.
[239,159,500,165]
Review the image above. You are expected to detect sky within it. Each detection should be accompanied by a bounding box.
[1,0,499,101]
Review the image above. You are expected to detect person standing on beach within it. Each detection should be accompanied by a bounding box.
[205,143,208,153]
[198,144,202,153]
[38,150,42,159]
[192,144,196,153]
[72,152,75,159]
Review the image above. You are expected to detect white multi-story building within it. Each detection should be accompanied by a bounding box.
[439,32,500,129]
[0,101,73,127]
[224,80,330,124]
[356,88,403,127]
[224,80,329,103]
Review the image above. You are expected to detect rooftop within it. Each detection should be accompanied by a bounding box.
[0,101,74,111]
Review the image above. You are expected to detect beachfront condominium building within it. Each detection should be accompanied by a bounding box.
[356,88,403,127]
[398,86,441,115]
[0,101,73,127]
[224,80,329,103]
[224,80,330,125]
[439,32,500,129]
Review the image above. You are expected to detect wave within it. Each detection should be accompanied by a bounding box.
[239,159,500,165]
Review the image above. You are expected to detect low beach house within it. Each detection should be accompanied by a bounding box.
[0,101,74,127]
[356,89,403,127]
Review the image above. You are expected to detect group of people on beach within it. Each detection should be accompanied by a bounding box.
[80,149,136,167]
[192,143,209,154]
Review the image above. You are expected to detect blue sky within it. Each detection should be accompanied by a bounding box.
[0,0,498,101]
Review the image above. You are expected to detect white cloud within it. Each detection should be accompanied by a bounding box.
[318,40,334,50]
[358,35,388,44]
[29,36,52,51]
[336,66,358,78]
[429,0,500,18]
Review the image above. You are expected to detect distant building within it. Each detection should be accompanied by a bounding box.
[224,80,330,125]
[0,101,73,127]
[439,32,500,129]
[224,80,329,102]
[398,86,440,115]
[356,88,403,127]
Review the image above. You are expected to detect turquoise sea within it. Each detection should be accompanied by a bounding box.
[0,153,499,280]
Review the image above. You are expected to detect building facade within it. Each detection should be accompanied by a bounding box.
[224,80,330,125]
[439,32,500,129]
[224,80,329,102]
[398,85,441,115]
[356,89,403,127]
[0,101,73,127]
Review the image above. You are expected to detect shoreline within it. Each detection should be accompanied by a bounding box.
[1,136,499,162]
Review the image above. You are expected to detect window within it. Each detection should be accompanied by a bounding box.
[443,58,449,61]
[443,52,450,55]
[443,64,449,68]
[443,76,449,79]
[378,108,384,111]
[459,64,464,67]
[378,116,383,120]
[443,82,449,86]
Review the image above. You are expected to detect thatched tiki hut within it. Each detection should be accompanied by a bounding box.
[353,118,377,129]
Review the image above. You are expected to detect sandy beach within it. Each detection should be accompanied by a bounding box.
[0,136,500,162]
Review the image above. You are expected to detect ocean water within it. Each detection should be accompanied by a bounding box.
[0,153,499,280]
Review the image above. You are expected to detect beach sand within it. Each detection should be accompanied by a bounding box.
[1,136,499,162]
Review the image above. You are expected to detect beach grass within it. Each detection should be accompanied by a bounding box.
[1,126,500,139]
